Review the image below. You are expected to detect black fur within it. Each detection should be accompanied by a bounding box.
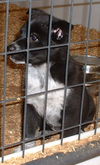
[7,9,95,139]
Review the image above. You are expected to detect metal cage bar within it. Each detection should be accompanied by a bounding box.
[61,0,74,145]
[78,0,93,140]
[1,0,10,162]
[22,0,32,157]
[0,78,100,105]
[1,38,100,56]
[42,0,54,152]
[94,85,100,135]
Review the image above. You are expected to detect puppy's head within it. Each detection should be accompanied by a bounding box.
[7,9,73,65]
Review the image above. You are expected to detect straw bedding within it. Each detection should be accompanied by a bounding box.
[1,134,100,165]
[0,4,100,154]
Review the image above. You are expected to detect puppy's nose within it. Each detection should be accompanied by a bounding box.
[7,44,16,52]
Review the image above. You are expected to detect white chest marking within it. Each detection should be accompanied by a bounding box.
[27,64,71,127]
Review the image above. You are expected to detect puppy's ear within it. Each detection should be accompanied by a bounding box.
[20,23,28,37]
[52,20,73,43]
[27,9,46,18]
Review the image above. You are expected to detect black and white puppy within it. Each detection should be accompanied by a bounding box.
[7,9,95,139]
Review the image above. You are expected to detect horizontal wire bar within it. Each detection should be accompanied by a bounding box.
[0,38,100,56]
[0,79,100,104]
[0,0,100,6]
[0,118,99,151]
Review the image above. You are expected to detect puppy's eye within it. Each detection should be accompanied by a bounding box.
[30,33,39,42]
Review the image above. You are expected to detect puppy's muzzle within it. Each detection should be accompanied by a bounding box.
[7,44,16,52]
[7,42,20,52]
[7,42,26,64]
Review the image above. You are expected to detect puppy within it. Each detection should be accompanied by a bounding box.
[7,9,95,140]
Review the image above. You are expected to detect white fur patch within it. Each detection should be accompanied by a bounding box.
[12,42,21,51]
[10,56,25,65]
[27,64,71,127]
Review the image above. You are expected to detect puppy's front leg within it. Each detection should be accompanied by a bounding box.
[25,104,42,139]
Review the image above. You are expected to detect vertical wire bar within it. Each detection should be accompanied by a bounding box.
[22,0,32,158]
[42,0,54,152]
[61,0,74,145]
[78,0,93,140]
[1,0,9,162]
[94,85,100,135]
